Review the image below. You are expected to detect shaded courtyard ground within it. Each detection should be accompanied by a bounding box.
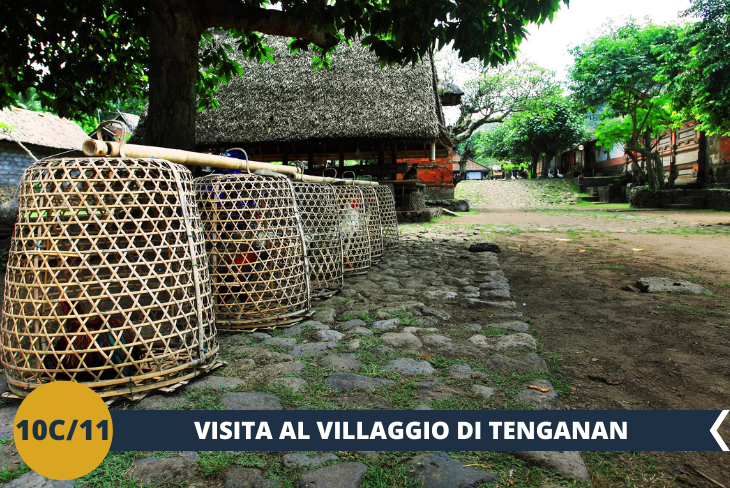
[447,180,730,485]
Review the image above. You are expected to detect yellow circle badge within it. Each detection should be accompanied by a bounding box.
[13,381,113,480]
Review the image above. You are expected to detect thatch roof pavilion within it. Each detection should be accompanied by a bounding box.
[195,36,452,171]
[0,108,89,152]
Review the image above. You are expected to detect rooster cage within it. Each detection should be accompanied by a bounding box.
[0,158,218,398]
[195,172,310,331]
[292,182,343,297]
[374,185,400,249]
[334,185,371,276]
[361,186,384,264]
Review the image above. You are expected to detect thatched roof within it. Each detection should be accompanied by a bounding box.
[196,36,444,147]
[118,112,140,132]
[438,81,463,107]
[464,159,489,171]
[0,108,88,151]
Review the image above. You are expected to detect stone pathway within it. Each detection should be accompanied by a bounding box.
[456,180,579,209]
[0,232,589,487]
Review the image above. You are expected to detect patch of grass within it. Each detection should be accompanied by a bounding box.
[0,464,30,484]
[183,388,226,410]
[198,451,239,477]
[665,303,727,317]
[400,318,421,327]
[386,310,411,319]
[596,265,623,270]
[642,226,730,236]
[583,451,680,487]
[359,313,377,323]
[336,297,354,305]
[79,451,144,488]
[360,363,384,378]
[380,382,420,409]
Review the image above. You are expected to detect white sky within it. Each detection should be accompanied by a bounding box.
[439,0,692,125]
[519,0,692,80]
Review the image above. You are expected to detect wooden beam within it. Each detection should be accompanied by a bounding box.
[378,143,385,165]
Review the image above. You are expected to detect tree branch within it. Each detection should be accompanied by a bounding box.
[452,116,505,144]
[202,0,338,49]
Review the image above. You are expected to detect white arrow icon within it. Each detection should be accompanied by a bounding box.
[711,410,729,451]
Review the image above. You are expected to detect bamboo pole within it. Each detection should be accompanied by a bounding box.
[82,140,378,186]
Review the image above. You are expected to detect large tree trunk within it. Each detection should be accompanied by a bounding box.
[146,0,203,150]
[529,155,539,179]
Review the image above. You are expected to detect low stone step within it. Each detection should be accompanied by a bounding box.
[578,195,599,202]
[663,203,693,209]
[674,196,705,209]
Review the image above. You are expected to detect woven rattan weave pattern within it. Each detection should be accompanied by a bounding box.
[374,185,400,249]
[409,190,428,211]
[1,158,217,398]
[361,186,383,263]
[334,186,371,276]
[292,182,343,297]
[196,173,310,331]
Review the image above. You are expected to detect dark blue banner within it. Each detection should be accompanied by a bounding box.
[109,410,729,452]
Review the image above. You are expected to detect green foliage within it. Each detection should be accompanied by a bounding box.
[452,61,563,145]
[0,0,149,119]
[569,19,682,189]
[0,0,568,125]
[474,98,590,176]
[659,0,730,135]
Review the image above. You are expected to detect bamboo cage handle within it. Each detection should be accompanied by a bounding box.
[224,148,251,174]
[342,171,356,185]
[323,167,337,178]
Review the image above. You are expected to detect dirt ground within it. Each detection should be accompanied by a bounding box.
[448,207,730,486]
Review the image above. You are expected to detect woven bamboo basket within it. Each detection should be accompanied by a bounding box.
[374,185,400,249]
[0,158,218,398]
[410,190,428,211]
[195,172,310,331]
[361,186,384,263]
[334,186,371,276]
[292,182,343,297]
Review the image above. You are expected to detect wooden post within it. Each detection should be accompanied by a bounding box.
[339,144,345,169]
[282,144,289,166]
[378,143,385,165]
[308,146,314,170]
[390,142,397,164]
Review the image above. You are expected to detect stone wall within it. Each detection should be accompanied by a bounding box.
[0,142,75,187]
[0,142,37,186]
[707,189,730,211]
[629,187,730,211]
[396,208,442,223]
[708,134,730,187]
[629,188,668,208]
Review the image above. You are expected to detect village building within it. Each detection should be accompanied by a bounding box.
[555,119,730,188]
[0,108,88,186]
[454,155,492,181]
[194,36,456,199]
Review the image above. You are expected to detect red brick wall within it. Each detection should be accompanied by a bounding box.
[709,134,730,185]
[399,152,455,199]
